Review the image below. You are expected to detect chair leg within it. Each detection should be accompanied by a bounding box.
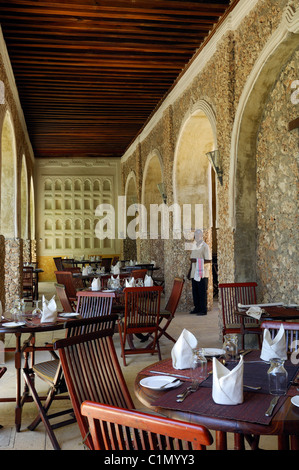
[23,368,61,450]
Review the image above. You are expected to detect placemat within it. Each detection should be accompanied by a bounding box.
[152,386,287,426]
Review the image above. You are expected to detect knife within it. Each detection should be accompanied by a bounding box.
[265,396,279,416]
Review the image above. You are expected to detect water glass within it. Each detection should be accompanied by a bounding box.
[223,334,238,361]
[191,348,207,383]
[267,358,288,395]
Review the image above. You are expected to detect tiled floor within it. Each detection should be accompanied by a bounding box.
[0,282,278,450]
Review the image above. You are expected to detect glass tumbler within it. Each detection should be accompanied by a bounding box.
[191,348,207,383]
[223,334,238,361]
[267,358,288,395]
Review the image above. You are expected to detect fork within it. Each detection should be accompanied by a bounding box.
[176,382,199,402]
[160,378,180,389]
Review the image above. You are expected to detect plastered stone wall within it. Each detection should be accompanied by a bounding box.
[121,0,299,313]
[0,38,35,312]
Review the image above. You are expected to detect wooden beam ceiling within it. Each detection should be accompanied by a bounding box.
[0,0,234,158]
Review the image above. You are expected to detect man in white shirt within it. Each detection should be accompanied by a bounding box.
[188,229,212,315]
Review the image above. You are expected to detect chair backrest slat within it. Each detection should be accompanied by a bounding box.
[219,282,258,326]
[164,277,185,316]
[81,402,213,451]
[75,291,115,318]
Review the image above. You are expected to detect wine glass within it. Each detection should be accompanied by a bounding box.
[32,300,42,318]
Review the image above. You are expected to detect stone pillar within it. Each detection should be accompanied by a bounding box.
[4,238,23,313]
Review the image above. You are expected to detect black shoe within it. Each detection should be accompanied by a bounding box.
[190,309,199,314]
[196,312,207,316]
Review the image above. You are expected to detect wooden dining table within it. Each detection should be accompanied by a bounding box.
[0,314,76,431]
[237,305,299,322]
[134,351,299,450]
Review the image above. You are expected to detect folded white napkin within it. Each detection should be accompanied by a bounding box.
[194,258,204,281]
[246,306,263,320]
[125,277,135,287]
[144,274,153,286]
[41,295,57,323]
[212,356,244,405]
[82,266,88,275]
[129,260,135,266]
[171,329,198,370]
[111,265,120,275]
[91,278,101,291]
[238,302,283,309]
[151,260,156,267]
[260,324,287,361]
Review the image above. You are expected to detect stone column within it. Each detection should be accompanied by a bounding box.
[4,238,23,313]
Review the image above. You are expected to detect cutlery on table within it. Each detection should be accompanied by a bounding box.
[176,382,199,402]
[265,396,280,416]
[160,378,180,389]
[244,384,261,390]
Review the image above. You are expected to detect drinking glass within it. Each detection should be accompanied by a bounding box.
[267,358,288,395]
[32,300,42,318]
[223,334,238,361]
[191,348,207,383]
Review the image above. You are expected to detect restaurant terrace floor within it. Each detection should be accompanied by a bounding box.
[0,282,280,451]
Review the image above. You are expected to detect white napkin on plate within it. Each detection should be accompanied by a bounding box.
[212,356,244,405]
[91,278,101,291]
[144,274,153,286]
[41,295,57,323]
[246,306,263,320]
[171,329,198,370]
[260,324,287,361]
[125,277,135,287]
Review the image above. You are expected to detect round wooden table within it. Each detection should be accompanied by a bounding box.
[135,358,299,450]
[0,315,70,431]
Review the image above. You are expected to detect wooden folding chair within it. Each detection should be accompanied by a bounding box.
[131,269,148,281]
[81,402,213,450]
[75,290,115,317]
[156,277,185,343]
[55,283,74,313]
[218,282,261,349]
[54,271,79,306]
[118,286,163,366]
[23,267,35,305]
[53,257,64,271]
[23,310,116,450]
[53,323,135,450]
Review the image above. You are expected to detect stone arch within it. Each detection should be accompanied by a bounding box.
[30,176,35,239]
[229,3,299,282]
[141,151,163,237]
[20,154,28,239]
[173,103,217,235]
[0,110,17,237]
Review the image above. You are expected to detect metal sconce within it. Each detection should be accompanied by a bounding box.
[206,149,223,185]
[157,182,167,204]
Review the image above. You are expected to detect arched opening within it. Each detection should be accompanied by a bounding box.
[142,153,163,238]
[230,5,299,293]
[0,111,17,238]
[21,154,28,240]
[173,106,217,304]
[124,172,138,259]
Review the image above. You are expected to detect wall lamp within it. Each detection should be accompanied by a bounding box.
[206,150,223,185]
[157,183,167,204]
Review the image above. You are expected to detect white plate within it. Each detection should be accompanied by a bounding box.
[291,396,299,407]
[59,313,78,318]
[203,348,225,357]
[102,289,115,292]
[2,321,26,328]
[140,376,182,390]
